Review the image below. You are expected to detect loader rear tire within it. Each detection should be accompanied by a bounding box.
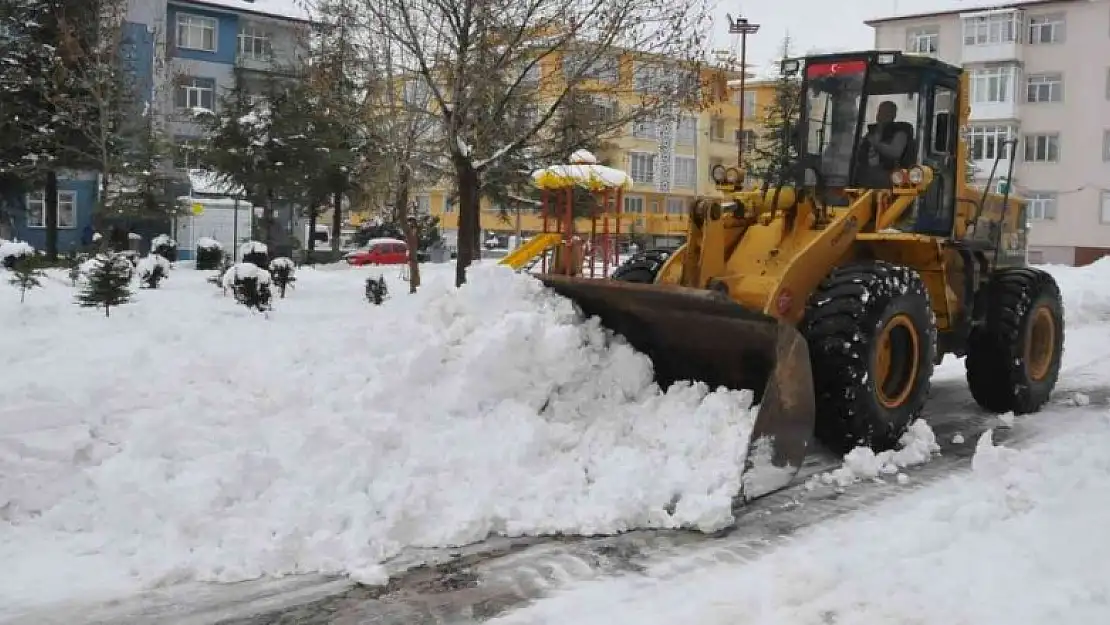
[966,268,1064,414]
[802,261,937,455]
[611,248,672,283]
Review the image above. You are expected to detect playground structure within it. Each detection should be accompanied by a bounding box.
[499,150,633,276]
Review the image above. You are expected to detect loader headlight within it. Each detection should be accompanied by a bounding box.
[725,167,742,184]
[890,169,908,187]
[907,166,925,185]
[711,164,728,184]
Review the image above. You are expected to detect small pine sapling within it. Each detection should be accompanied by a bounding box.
[365,275,388,305]
[268,257,296,298]
[195,237,224,270]
[239,240,269,269]
[151,234,178,263]
[8,255,45,303]
[222,262,273,313]
[76,253,133,317]
[136,254,171,289]
[208,256,234,292]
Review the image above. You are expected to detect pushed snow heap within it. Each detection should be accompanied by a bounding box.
[0,264,758,604]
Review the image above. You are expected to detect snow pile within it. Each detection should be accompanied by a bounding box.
[239,240,268,258]
[493,413,1110,625]
[806,419,941,488]
[196,236,222,250]
[0,239,35,265]
[1040,257,1110,326]
[221,261,272,288]
[0,263,759,613]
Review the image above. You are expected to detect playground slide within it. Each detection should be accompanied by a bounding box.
[498,233,563,271]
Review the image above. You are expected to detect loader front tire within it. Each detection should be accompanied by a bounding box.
[611,248,672,283]
[802,261,937,455]
[965,268,1064,414]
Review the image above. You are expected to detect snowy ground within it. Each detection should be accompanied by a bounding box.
[1,258,753,620]
[486,261,1110,625]
[4,255,1109,624]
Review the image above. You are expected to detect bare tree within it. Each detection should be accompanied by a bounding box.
[361,0,711,286]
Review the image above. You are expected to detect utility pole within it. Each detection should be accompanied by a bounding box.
[727,13,760,170]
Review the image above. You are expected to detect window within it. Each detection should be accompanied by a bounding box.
[176,13,217,52]
[673,156,696,188]
[736,129,756,153]
[403,79,430,106]
[734,90,757,118]
[1104,130,1110,161]
[676,116,697,145]
[665,197,686,214]
[710,116,726,141]
[238,26,270,60]
[907,27,939,54]
[521,62,540,84]
[1102,192,1110,224]
[415,195,431,214]
[967,125,1016,161]
[633,63,666,93]
[623,195,645,214]
[26,190,77,229]
[444,197,454,213]
[1026,73,1062,103]
[1106,67,1110,101]
[1023,133,1060,163]
[632,116,657,139]
[962,12,1020,45]
[175,77,215,110]
[565,52,618,83]
[1028,13,1064,44]
[970,66,1016,103]
[1025,192,1057,220]
[629,152,655,184]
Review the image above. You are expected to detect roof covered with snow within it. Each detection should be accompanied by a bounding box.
[865,0,1066,25]
[170,0,316,23]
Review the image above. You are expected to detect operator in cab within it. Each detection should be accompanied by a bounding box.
[857,100,915,187]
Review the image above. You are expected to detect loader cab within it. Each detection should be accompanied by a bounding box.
[792,51,962,235]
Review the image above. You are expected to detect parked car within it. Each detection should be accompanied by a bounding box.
[345,238,409,266]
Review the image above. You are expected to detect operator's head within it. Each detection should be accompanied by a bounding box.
[876,100,897,124]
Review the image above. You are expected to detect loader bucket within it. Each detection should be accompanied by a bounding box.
[538,274,815,502]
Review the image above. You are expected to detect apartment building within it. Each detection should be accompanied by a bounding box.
[868,0,1110,265]
[422,52,776,249]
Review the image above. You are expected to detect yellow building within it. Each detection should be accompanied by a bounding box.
[414,50,777,248]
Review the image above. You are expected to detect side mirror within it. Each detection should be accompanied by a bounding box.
[933,113,951,153]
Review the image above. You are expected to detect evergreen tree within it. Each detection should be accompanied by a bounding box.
[76,252,132,316]
[365,275,387,305]
[748,35,802,188]
[136,253,170,288]
[8,255,45,303]
[221,262,272,313]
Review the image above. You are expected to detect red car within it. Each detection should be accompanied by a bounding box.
[345,238,409,266]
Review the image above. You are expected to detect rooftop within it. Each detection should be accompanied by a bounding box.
[170,0,314,23]
[864,0,1074,26]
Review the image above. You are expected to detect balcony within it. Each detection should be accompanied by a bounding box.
[969,100,1020,122]
[971,157,1014,183]
[960,9,1025,64]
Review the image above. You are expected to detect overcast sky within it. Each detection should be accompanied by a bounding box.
[706,0,1015,75]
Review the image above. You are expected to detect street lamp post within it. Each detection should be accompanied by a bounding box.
[727,13,760,170]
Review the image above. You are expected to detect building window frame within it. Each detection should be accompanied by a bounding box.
[1101,191,1110,224]
[969,65,1017,104]
[673,155,697,188]
[26,190,77,229]
[968,124,1017,161]
[623,195,645,214]
[175,76,216,110]
[665,197,686,214]
[1027,12,1065,44]
[1025,72,1063,103]
[906,26,939,54]
[176,13,217,52]
[962,12,1021,46]
[1025,191,1057,220]
[629,151,655,184]
[237,25,270,61]
[1103,129,1110,162]
[1023,132,1060,163]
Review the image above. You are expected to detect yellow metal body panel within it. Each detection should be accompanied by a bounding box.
[498,233,563,270]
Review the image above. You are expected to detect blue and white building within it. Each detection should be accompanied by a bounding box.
[2,0,313,254]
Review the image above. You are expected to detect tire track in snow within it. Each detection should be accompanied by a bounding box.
[209,376,1105,625]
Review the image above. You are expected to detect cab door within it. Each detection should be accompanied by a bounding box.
[913,78,960,236]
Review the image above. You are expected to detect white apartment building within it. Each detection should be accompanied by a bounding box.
[868,0,1110,265]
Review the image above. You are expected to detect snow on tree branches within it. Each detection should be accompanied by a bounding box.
[222,262,273,313]
[76,252,133,317]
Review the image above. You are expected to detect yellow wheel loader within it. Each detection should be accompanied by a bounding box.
[537,51,1065,501]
